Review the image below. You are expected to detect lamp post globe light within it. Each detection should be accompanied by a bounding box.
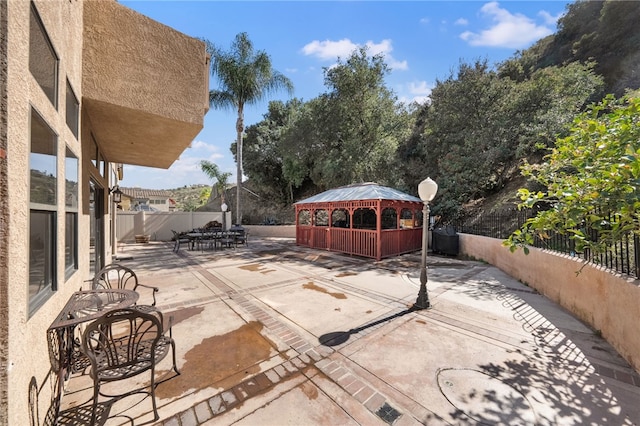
[414,177,438,310]
[221,202,228,231]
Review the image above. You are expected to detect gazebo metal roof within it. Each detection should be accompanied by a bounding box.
[295,182,421,204]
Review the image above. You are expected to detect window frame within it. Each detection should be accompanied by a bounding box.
[29,107,58,316]
[64,147,79,279]
[29,2,59,108]
[65,80,79,138]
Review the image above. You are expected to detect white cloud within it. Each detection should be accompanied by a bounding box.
[120,141,230,189]
[395,81,433,105]
[301,39,358,60]
[539,10,563,26]
[407,80,433,104]
[419,17,430,25]
[189,140,219,153]
[302,38,408,71]
[459,1,553,49]
[455,18,469,26]
[408,81,433,96]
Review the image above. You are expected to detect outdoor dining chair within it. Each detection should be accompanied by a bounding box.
[234,230,249,247]
[81,306,179,424]
[93,263,159,306]
[172,230,192,252]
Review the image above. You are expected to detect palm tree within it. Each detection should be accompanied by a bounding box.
[200,160,231,208]
[205,32,294,225]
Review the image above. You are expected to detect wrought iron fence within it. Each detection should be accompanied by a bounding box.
[444,210,639,280]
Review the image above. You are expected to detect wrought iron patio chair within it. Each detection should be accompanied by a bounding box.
[93,263,158,306]
[172,230,192,252]
[198,231,219,251]
[81,306,179,424]
[234,230,249,247]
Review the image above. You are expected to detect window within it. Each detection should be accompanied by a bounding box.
[381,208,397,230]
[400,208,414,229]
[298,210,311,226]
[29,108,58,315]
[29,3,58,107]
[90,133,98,168]
[98,151,106,177]
[65,80,79,138]
[331,209,350,228]
[314,209,329,227]
[353,208,377,229]
[65,147,78,278]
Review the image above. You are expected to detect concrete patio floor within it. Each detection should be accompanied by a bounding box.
[59,237,640,425]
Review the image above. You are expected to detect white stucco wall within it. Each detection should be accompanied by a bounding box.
[7,0,87,422]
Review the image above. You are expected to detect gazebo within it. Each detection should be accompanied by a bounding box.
[294,183,425,261]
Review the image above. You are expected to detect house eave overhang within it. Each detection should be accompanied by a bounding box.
[82,0,210,169]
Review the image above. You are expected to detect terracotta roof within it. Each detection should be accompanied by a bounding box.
[120,187,172,199]
[294,182,421,204]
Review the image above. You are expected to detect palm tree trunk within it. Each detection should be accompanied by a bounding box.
[235,110,244,225]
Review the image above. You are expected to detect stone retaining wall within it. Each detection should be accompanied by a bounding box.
[459,233,640,373]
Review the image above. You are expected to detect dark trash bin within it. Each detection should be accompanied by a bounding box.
[432,226,459,256]
[230,224,245,233]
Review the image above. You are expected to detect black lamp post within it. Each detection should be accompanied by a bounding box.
[413,177,438,310]
[221,202,228,231]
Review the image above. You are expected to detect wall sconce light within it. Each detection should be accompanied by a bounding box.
[110,185,123,204]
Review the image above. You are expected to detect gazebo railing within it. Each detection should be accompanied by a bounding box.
[381,228,422,258]
[297,225,422,260]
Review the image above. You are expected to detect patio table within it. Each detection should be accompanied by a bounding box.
[187,231,240,250]
[47,289,139,418]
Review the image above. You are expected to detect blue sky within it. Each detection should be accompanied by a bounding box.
[118,0,572,190]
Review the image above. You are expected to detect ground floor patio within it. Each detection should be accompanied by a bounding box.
[57,238,640,425]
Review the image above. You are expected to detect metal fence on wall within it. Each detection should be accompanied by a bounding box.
[446,210,639,280]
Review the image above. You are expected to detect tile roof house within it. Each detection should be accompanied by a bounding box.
[119,187,174,212]
[0,0,209,422]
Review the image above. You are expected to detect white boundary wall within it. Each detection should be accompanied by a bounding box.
[116,213,296,242]
[117,211,231,242]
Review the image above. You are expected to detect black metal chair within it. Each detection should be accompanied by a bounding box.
[234,230,249,247]
[92,263,158,306]
[81,307,179,424]
[171,230,192,252]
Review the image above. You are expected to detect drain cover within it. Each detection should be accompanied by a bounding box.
[376,402,401,424]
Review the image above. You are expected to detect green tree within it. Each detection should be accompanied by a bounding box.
[200,160,231,208]
[505,94,640,256]
[242,99,305,204]
[317,47,409,188]
[397,60,602,218]
[279,47,409,191]
[205,32,294,224]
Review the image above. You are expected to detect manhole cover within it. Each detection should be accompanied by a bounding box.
[437,368,536,425]
[376,402,401,424]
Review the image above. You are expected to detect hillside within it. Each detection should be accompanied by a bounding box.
[167,184,211,211]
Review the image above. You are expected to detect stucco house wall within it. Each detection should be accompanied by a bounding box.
[458,233,640,373]
[6,1,86,422]
[3,0,208,423]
